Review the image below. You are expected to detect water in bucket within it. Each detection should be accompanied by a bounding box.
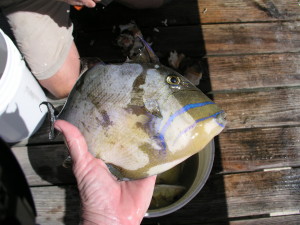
[0,29,47,143]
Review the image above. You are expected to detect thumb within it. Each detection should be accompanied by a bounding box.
[54,120,116,182]
[54,120,92,165]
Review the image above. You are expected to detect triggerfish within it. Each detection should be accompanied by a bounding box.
[42,38,226,180]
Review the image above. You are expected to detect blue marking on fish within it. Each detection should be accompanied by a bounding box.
[158,101,216,150]
[172,110,225,145]
[157,134,167,150]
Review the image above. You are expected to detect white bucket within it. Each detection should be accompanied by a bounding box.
[0,29,47,143]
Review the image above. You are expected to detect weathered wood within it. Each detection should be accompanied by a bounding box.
[30,169,300,224]
[76,21,300,61]
[197,0,300,23]
[229,215,300,225]
[214,88,300,129]
[71,0,300,29]
[12,144,75,186]
[143,169,300,224]
[218,127,300,172]
[201,21,300,56]
[209,53,300,91]
[32,185,80,225]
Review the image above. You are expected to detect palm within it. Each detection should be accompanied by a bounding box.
[55,120,156,225]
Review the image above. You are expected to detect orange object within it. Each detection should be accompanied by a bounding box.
[74,5,84,11]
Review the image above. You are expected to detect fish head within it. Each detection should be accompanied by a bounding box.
[138,64,226,175]
[55,45,225,179]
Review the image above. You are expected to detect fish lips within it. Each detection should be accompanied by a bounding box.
[159,90,226,157]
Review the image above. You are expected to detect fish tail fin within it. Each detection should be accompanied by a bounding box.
[39,102,59,140]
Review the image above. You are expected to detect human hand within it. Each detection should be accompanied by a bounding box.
[54,120,156,225]
[58,0,101,8]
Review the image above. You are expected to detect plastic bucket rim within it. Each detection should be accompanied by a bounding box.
[145,140,215,218]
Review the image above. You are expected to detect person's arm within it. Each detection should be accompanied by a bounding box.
[54,120,156,225]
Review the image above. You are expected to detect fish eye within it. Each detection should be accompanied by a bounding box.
[166,75,181,85]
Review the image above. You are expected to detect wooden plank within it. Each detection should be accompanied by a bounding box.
[143,169,300,224]
[201,21,300,56]
[229,215,300,225]
[76,21,300,61]
[218,127,300,173]
[30,169,300,224]
[208,53,300,91]
[213,88,300,129]
[197,0,300,23]
[12,145,76,186]
[32,185,80,225]
[71,0,300,29]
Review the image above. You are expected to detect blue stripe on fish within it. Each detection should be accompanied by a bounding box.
[172,110,225,145]
[158,101,215,150]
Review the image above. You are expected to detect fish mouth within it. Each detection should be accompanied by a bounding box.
[158,89,226,155]
[215,110,227,128]
[161,89,227,132]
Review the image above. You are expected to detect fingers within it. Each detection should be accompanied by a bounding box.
[54,120,90,165]
[84,0,96,8]
[64,0,97,8]
[54,120,118,184]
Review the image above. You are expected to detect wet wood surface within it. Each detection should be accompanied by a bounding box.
[9,0,300,224]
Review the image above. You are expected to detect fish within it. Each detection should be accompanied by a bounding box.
[42,37,226,180]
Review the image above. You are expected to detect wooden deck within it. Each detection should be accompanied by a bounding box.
[11,0,300,224]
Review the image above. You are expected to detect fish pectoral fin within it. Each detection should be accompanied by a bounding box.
[40,102,59,140]
[106,163,129,181]
[62,155,72,168]
[144,99,162,118]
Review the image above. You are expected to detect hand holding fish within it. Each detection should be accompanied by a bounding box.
[54,120,156,225]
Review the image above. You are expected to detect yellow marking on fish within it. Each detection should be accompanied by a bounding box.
[147,156,189,176]
[93,109,151,170]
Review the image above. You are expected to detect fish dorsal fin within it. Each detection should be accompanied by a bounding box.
[130,36,160,63]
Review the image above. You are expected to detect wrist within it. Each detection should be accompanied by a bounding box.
[81,210,143,225]
[81,210,120,225]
